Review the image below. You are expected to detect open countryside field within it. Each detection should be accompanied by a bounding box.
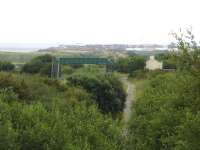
[0,0,200,148]
[0,34,200,149]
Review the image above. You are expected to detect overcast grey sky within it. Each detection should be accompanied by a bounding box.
[0,0,200,44]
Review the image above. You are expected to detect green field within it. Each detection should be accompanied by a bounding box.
[0,51,42,63]
[0,51,116,64]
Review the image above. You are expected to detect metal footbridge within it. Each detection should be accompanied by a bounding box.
[51,57,112,78]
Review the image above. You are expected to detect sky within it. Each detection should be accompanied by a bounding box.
[0,0,200,45]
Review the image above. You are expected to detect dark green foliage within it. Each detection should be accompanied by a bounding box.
[127,30,200,149]
[0,72,124,150]
[21,54,53,76]
[113,56,146,73]
[0,98,123,150]
[61,65,74,75]
[129,69,149,79]
[0,73,56,102]
[155,53,177,69]
[163,60,176,69]
[172,29,200,71]
[127,72,200,149]
[155,53,171,61]
[70,64,83,69]
[67,71,126,115]
[0,72,91,105]
[129,69,165,80]
[0,61,15,72]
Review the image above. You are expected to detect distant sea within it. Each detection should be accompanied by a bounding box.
[0,43,57,53]
[0,49,39,53]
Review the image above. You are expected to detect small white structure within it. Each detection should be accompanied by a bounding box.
[146,56,163,70]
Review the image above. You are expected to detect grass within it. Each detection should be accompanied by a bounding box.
[0,51,42,63]
[115,73,148,99]
[0,51,114,64]
[128,77,148,100]
[117,73,129,91]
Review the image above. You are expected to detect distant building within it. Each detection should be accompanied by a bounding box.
[146,56,162,70]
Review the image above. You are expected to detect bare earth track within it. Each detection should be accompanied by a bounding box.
[120,76,136,123]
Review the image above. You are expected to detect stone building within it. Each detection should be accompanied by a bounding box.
[145,56,162,70]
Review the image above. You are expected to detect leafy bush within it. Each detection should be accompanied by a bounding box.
[67,72,126,115]
[129,69,148,79]
[0,97,123,150]
[21,54,53,76]
[172,29,200,71]
[0,72,124,150]
[0,61,15,72]
[127,30,200,149]
[0,72,91,105]
[163,60,176,69]
[155,53,177,69]
[0,73,54,102]
[113,56,146,74]
[129,69,165,80]
[127,72,200,149]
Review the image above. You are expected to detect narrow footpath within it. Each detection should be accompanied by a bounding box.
[120,76,136,123]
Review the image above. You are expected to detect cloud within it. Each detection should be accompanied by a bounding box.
[0,0,199,44]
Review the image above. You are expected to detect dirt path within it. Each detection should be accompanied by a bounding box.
[120,76,135,123]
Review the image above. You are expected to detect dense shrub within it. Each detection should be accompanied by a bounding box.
[113,56,146,73]
[129,69,165,80]
[155,53,177,69]
[163,60,177,69]
[0,61,15,72]
[127,72,200,149]
[0,96,123,150]
[61,65,74,75]
[172,29,200,71]
[0,72,91,105]
[21,54,53,76]
[0,72,124,150]
[129,69,148,79]
[67,72,126,115]
[126,30,200,149]
[0,73,55,102]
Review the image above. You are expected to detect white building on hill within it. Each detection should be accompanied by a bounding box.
[146,56,163,70]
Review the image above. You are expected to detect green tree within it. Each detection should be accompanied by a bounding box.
[127,30,200,149]
[113,56,146,73]
[67,72,126,115]
[0,72,124,149]
[127,72,200,149]
[172,29,200,71]
[21,54,53,76]
[0,61,15,72]
[155,53,176,69]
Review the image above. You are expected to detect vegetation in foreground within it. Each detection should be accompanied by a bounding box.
[126,30,200,150]
[67,69,126,115]
[113,55,146,74]
[0,61,15,72]
[0,72,124,150]
[0,30,200,149]
[0,54,127,149]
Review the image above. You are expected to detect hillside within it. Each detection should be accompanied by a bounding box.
[0,32,199,149]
